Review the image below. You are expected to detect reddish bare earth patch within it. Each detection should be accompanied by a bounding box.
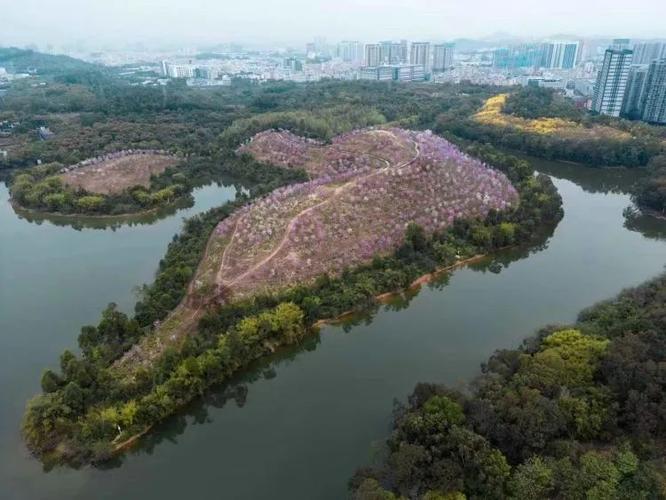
[59,152,179,195]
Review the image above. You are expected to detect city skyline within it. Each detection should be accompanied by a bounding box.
[2,0,665,49]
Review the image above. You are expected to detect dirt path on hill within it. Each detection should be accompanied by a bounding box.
[217,216,241,280]
[115,131,421,374]
[223,186,344,288]
[217,131,421,291]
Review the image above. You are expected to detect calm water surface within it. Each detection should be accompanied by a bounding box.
[1,161,665,500]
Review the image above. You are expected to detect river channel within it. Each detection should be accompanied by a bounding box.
[1,160,664,499]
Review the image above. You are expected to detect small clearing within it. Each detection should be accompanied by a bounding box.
[59,152,179,195]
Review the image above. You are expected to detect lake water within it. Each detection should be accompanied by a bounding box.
[1,161,664,499]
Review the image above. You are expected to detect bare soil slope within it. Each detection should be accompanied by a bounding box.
[60,152,179,195]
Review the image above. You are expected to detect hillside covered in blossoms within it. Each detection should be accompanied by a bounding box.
[202,128,518,301]
[113,128,518,374]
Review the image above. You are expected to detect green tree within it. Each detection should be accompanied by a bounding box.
[40,369,62,393]
[75,195,105,212]
[509,456,554,499]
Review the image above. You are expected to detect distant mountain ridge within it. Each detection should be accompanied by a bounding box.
[0,47,99,75]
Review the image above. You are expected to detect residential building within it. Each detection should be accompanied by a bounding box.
[493,44,542,69]
[313,37,328,57]
[611,39,631,50]
[540,41,580,69]
[359,66,394,81]
[632,42,666,64]
[433,43,455,72]
[592,48,633,116]
[521,76,566,89]
[161,62,195,79]
[337,41,362,63]
[379,41,393,64]
[410,42,431,71]
[621,65,649,118]
[394,65,426,81]
[364,44,382,67]
[360,65,425,82]
[283,57,303,72]
[378,41,403,64]
[194,67,219,79]
[641,59,666,124]
[399,40,409,64]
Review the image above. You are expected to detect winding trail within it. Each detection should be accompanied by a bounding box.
[115,129,421,375]
[223,186,344,288]
[217,130,421,291]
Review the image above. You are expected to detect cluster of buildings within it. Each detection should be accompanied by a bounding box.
[359,40,455,82]
[591,40,666,123]
[0,66,31,87]
[160,61,231,86]
[492,41,581,70]
[152,36,665,124]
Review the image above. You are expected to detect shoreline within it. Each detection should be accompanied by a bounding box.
[102,253,488,460]
[9,195,193,221]
[314,253,487,328]
[112,425,154,454]
[642,208,666,221]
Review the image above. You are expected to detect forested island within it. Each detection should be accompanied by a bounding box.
[7,151,291,216]
[21,122,562,465]
[351,274,666,499]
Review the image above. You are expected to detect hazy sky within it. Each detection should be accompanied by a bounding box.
[2,0,665,49]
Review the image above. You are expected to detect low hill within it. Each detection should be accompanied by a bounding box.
[59,151,180,195]
[114,127,518,374]
[0,47,99,76]
[443,90,665,167]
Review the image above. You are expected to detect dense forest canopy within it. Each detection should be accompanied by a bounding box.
[351,274,666,499]
[1,65,502,215]
[634,155,666,216]
[2,51,662,172]
[1,71,500,170]
[503,86,585,121]
[449,88,665,168]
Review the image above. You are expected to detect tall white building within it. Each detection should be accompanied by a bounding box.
[432,43,455,72]
[632,42,666,65]
[592,48,633,117]
[337,41,362,63]
[410,42,431,71]
[540,41,580,69]
[377,41,405,64]
[364,44,382,67]
[161,61,195,79]
[642,59,666,124]
[399,40,409,65]
[622,65,649,118]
